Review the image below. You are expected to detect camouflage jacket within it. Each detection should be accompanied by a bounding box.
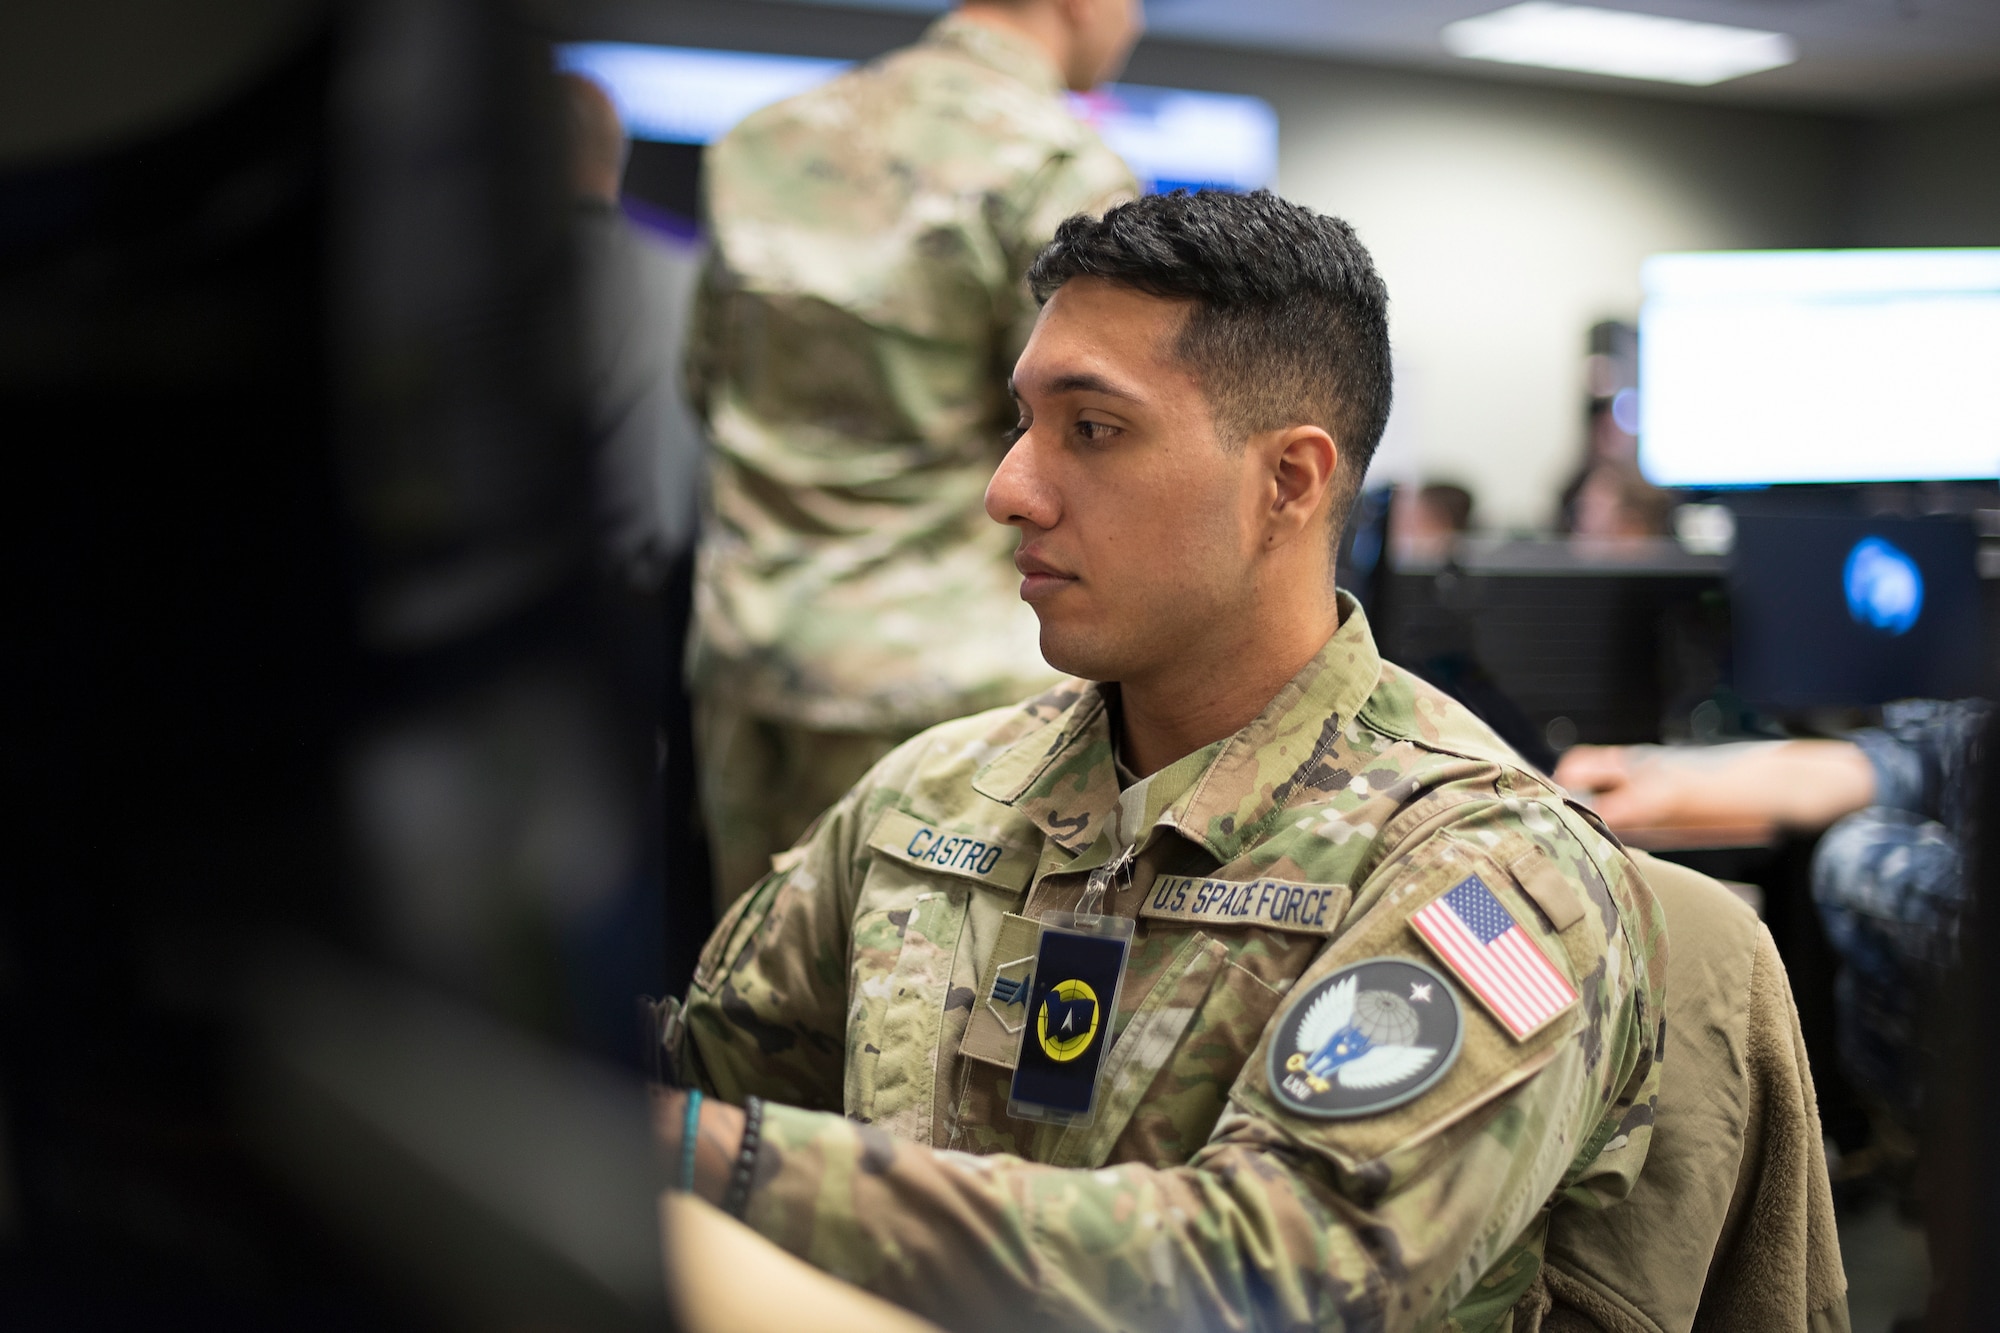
[674,599,1669,1332]
[684,15,1138,730]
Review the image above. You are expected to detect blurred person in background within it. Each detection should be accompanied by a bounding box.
[1556,327,1675,544]
[683,0,1142,909]
[1556,697,1991,1152]
[1568,455,1673,544]
[562,72,705,593]
[562,72,715,993]
[1389,479,1474,565]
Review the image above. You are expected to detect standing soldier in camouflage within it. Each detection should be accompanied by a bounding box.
[659,191,1671,1332]
[685,0,1143,909]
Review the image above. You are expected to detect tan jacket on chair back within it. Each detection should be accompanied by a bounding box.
[1526,851,1850,1333]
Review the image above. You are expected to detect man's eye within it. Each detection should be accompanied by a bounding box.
[1001,421,1029,447]
[1074,419,1118,444]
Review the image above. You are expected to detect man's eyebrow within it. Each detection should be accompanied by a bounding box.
[1010,371,1145,402]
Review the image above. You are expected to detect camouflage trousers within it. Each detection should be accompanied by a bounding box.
[1811,806,1965,1126]
[693,694,910,913]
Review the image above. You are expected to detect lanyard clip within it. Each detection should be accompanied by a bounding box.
[1079,845,1136,919]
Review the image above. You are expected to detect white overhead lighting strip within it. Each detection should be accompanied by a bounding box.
[1442,2,1798,87]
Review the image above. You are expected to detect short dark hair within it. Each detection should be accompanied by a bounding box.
[1026,189,1393,526]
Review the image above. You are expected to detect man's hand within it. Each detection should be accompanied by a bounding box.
[1554,741,1876,835]
[1552,745,1703,829]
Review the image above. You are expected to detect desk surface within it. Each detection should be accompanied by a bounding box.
[1617,821,1778,853]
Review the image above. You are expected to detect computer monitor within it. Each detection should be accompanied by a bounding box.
[555,41,1279,197]
[1729,513,1984,710]
[1638,249,2000,488]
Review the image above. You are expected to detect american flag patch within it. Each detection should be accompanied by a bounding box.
[1412,875,1578,1039]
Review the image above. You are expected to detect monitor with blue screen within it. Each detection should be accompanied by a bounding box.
[1728,513,1983,710]
[555,41,1279,197]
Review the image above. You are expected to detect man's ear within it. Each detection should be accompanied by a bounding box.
[1263,424,1340,549]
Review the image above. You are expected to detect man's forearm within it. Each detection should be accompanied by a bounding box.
[1562,740,1876,833]
[702,1099,1569,1333]
[1735,741,1877,829]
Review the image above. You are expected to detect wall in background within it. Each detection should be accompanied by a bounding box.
[552,0,1993,529]
[1126,42,1853,527]
[1846,93,2000,248]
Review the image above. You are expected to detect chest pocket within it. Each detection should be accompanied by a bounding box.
[958,916,1308,1169]
[845,809,1035,1141]
[1036,930,1242,1168]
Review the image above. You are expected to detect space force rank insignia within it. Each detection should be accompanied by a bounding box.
[1036,979,1101,1061]
[1268,958,1462,1119]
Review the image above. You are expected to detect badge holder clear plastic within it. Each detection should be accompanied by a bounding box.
[1006,858,1135,1127]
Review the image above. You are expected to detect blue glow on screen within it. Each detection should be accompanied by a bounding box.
[1843,536,1924,636]
[556,41,1279,195]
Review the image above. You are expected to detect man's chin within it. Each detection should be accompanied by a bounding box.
[1036,626,1123,684]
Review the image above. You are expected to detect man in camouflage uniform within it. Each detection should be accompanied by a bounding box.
[660,191,1669,1332]
[685,0,1141,908]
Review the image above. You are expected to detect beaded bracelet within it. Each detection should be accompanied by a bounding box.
[721,1096,763,1219]
[679,1089,704,1193]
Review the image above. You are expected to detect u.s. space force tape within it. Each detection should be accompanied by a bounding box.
[1139,875,1351,934]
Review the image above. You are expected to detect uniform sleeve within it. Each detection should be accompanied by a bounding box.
[1849,697,1991,833]
[677,776,878,1110]
[738,1046,1605,1331]
[678,248,729,434]
[1011,138,1139,259]
[725,814,1667,1333]
[992,138,1139,370]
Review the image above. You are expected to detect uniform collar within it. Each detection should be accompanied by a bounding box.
[920,12,1067,99]
[973,593,1386,861]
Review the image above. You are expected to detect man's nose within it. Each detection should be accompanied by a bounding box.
[985,427,1056,531]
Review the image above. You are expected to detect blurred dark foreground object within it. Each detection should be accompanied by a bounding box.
[1921,705,2000,1329]
[240,949,670,1328]
[1,1,675,1326]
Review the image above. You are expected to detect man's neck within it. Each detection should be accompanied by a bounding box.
[1115,600,1343,778]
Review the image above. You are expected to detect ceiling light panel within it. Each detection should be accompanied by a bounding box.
[1442,2,1799,87]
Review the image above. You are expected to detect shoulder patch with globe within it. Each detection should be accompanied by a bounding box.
[1268,957,1462,1118]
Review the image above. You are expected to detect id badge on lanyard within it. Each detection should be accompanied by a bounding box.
[1006,908,1134,1126]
